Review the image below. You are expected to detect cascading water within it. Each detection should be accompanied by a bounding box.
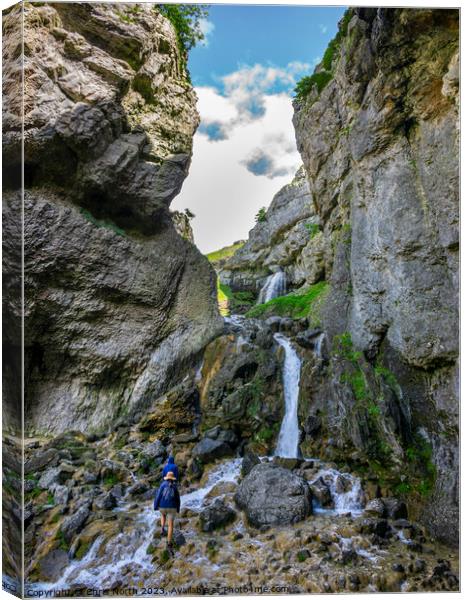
[257,270,286,304]
[274,333,301,459]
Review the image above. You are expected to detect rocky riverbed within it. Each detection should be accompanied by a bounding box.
[10,398,458,594]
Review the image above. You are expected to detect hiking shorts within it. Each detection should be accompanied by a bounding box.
[159,508,177,523]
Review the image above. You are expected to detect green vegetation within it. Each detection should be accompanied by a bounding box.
[75,540,91,560]
[246,281,329,323]
[80,209,126,237]
[374,363,399,392]
[304,222,320,239]
[294,8,353,102]
[155,4,208,75]
[206,241,245,265]
[215,279,255,317]
[103,473,119,487]
[55,529,69,552]
[255,207,267,223]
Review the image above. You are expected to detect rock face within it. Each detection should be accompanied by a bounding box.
[2,3,223,434]
[293,9,458,544]
[235,463,312,527]
[220,167,322,295]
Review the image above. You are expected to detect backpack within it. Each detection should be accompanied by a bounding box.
[159,481,177,506]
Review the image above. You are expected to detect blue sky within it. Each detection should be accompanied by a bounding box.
[172,5,347,253]
[189,5,346,89]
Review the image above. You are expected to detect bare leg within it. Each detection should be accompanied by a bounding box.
[167,519,174,544]
[160,513,166,532]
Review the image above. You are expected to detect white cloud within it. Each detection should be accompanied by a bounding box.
[198,18,215,47]
[172,63,306,253]
[319,24,328,34]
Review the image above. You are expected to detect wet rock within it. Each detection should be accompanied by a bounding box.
[364,498,386,518]
[94,491,117,511]
[172,530,186,547]
[265,317,282,333]
[309,477,333,508]
[83,471,99,484]
[38,549,69,581]
[383,497,408,520]
[61,505,90,542]
[199,498,236,532]
[192,437,234,463]
[272,457,302,470]
[392,563,405,573]
[110,484,125,499]
[241,452,260,477]
[235,463,312,527]
[335,474,352,494]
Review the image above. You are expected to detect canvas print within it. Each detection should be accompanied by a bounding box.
[2,1,460,597]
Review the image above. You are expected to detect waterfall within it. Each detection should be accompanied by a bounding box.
[274,333,301,458]
[257,270,286,304]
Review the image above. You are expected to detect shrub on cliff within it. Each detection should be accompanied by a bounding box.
[156,4,209,55]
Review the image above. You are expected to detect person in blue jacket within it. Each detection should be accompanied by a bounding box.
[162,455,179,481]
[154,470,180,552]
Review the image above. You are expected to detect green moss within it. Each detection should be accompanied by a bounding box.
[103,473,119,487]
[374,364,399,391]
[159,549,171,564]
[80,208,126,236]
[75,540,91,560]
[296,550,308,562]
[304,223,320,239]
[246,281,329,322]
[333,332,362,363]
[55,529,69,552]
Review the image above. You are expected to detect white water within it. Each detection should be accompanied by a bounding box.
[27,459,243,593]
[257,270,286,304]
[274,333,301,459]
[310,468,364,516]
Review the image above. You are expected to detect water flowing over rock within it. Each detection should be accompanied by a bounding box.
[257,271,287,304]
[2,3,223,434]
[274,334,301,459]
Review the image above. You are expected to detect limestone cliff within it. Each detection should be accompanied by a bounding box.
[292,8,458,544]
[2,2,223,434]
[220,167,322,294]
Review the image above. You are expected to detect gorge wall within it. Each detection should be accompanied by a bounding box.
[2,2,223,435]
[293,7,458,545]
[221,8,459,546]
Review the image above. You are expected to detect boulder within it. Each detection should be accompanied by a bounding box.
[273,457,302,470]
[241,452,260,477]
[383,497,408,520]
[309,477,333,508]
[199,499,236,532]
[38,464,74,490]
[51,484,70,506]
[364,498,386,518]
[141,440,166,460]
[192,437,233,463]
[234,463,312,527]
[25,448,58,474]
[61,505,90,542]
[38,549,69,581]
[93,491,117,511]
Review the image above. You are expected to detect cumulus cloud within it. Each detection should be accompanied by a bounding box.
[172,62,307,253]
[198,18,215,47]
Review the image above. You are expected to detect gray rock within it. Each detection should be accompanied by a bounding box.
[24,448,58,474]
[141,440,166,460]
[51,484,70,506]
[364,499,386,518]
[235,463,312,527]
[192,438,233,463]
[94,491,117,511]
[241,452,260,477]
[383,497,408,520]
[61,505,90,542]
[309,477,333,508]
[38,464,74,490]
[199,498,236,532]
[39,549,69,581]
[3,2,223,436]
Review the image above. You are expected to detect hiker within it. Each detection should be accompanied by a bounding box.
[162,455,179,481]
[153,470,181,554]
